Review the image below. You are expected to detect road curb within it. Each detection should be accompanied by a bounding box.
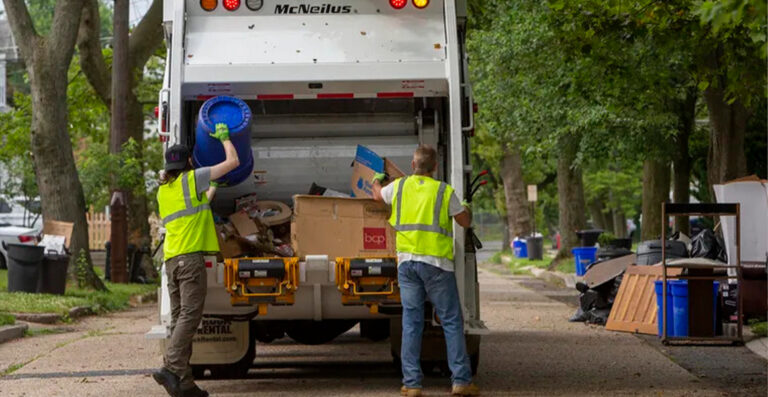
[12,313,60,324]
[0,323,28,344]
[528,267,579,289]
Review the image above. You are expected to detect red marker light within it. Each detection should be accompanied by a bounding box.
[479,180,488,186]
[153,106,159,118]
[18,235,35,243]
[479,170,489,176]
[390,0,407,9]
[223,0,240,11]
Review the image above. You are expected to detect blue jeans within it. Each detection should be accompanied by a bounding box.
[398,260,472,388]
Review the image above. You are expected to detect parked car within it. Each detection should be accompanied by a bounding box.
[0,195,42,231]
[0,223,40,269]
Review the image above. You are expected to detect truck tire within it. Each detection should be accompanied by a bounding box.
[360,319,390,341]
[208,343,255,379]
[285,320,357,345]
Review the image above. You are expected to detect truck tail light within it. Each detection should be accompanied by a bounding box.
[18,235,35,243]
[413,0,429,9]
[390,0,407,9]
[200,0,217,11]
[223,0,240,11]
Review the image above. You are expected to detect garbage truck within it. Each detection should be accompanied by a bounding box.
[146,0,487,378]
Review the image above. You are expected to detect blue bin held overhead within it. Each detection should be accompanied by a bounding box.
[572,246,597,276]
[193,96,254,186]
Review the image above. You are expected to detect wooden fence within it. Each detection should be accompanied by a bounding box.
[86,207,110,251]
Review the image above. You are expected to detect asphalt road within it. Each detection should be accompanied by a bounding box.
[0,245,763,396]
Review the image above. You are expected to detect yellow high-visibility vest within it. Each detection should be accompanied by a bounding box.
[157,171,219,260]
[389,175,454,260]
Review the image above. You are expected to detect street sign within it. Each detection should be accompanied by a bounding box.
[527,185,537,202]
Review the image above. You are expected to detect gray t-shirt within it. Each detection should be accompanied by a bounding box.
[193,167,212,200]
[380,179,466,272]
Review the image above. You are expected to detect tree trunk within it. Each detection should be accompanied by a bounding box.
[704,86,748,187]
[612,209,627,238]
[28,57,105,290]
[587,199,606,230]
[672,88,696,236]
[500,212,511,252]
[641,159,670,241]
[499,146,531,239]
[702,49,749,190]
[126,89,151,247]
[556,135,586,257]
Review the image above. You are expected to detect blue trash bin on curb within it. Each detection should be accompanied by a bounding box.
[572,246,597,276]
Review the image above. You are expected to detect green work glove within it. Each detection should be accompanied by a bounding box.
[210,123,230,142]
[461,199,471,208]
[371,172,387,184]
[211,180,222,188]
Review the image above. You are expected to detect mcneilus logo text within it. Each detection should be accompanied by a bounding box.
[275,4,352,14]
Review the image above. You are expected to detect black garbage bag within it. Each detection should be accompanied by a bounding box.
[569,306,587,322]
[690,229,728,262]
[584,308,612,325]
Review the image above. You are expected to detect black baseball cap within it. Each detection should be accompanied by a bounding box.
[164,144,190,171]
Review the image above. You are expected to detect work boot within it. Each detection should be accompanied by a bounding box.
[401,385,422,397]
[152,367,180,397]
[451,383,480,396]
[180,383,209,397]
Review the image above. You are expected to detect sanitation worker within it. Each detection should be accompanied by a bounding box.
[372,145,479,397]
[152,123,239,397]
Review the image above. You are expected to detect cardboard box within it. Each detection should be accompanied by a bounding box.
[216,224,244,258]
[291,195,396,259]
[350,145,405,198]
[43,220,74,249]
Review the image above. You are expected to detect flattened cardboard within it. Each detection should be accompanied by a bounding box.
[350,145,406,198]
[229,211,259,237]
[43,220,74,249]
[291,195,396,259]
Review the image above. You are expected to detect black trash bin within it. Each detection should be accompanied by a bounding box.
[38,251,70,295]
[636,240,688,265]
[526,236,544,260]
[3,242,45,293]
[576,229,603,247]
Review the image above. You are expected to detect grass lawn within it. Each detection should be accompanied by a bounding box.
[491,250,555,275]
[0,269,156,317]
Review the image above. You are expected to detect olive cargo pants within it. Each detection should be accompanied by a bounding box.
[163,252,207,388]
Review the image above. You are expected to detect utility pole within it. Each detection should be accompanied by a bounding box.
[109,0,130,283]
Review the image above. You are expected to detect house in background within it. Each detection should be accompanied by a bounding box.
[0,18,19,112]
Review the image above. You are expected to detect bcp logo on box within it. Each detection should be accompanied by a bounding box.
[363,227,387,250]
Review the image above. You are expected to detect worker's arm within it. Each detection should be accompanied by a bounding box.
[450,195,472,228]
[210,139,240,181]
[454,208,472,228]
[206,185,217,202]
[371,172,387,202]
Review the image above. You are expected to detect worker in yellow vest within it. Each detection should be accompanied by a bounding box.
[373,145,479,397]
[152,123,239,397]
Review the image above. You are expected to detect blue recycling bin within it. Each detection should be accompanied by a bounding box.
[655,280,682,337]
[512,239,527,258]
[193,96,254,186]
[572,246,597,276]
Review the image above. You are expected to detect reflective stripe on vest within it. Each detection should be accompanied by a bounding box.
[162,174,211,226]
[389,176,454,260]
[158,171,219,260]
[393,177,451,237]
